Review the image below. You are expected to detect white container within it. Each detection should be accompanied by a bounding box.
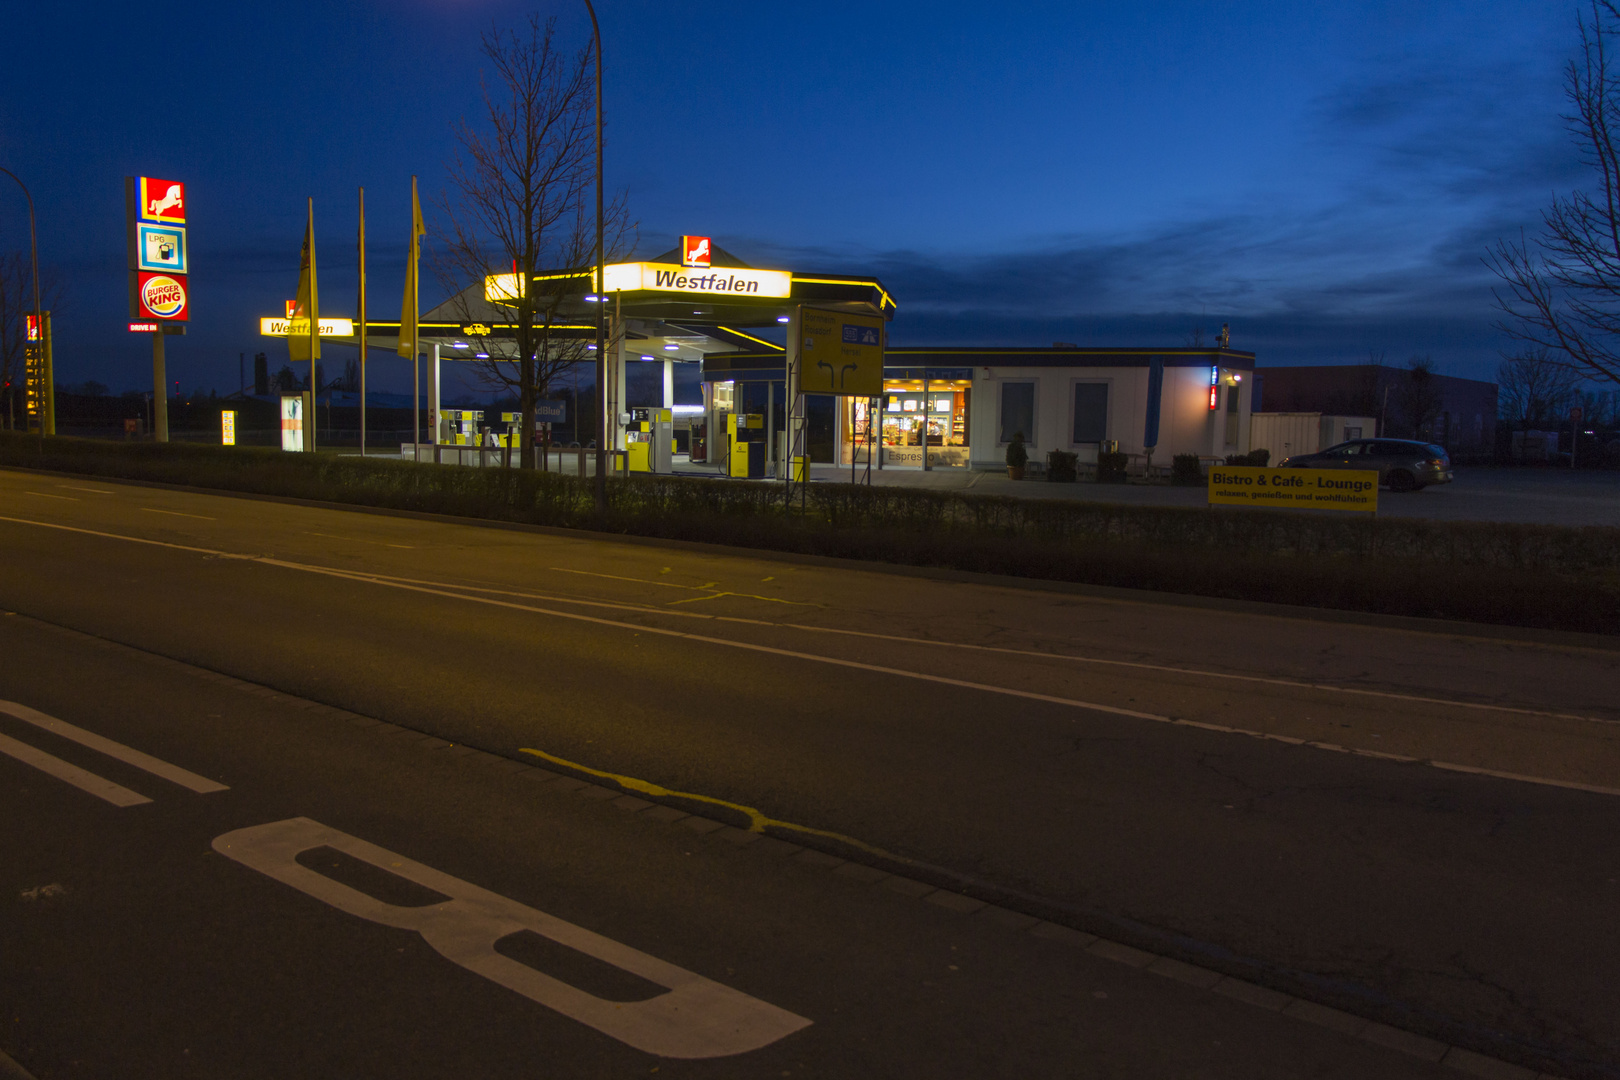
[1249,412,1376,461]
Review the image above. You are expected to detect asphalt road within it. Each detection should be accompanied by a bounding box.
[0,615,1475,1080]
[2,467,1616,1078]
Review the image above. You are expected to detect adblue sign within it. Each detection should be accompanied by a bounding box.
[1208,466,1378,513]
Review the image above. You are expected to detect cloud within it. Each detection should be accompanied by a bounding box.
[722,43,1587,383]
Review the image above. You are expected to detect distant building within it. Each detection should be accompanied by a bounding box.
[1255,364,1497,451]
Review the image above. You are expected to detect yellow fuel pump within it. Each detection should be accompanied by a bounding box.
[727,413,765,478]
[628,408,673,473]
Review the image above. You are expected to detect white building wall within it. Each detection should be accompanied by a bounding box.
[968,362,1249,468]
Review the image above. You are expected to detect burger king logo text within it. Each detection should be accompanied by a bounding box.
[138,272,189,321]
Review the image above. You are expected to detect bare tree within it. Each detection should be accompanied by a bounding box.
[1577,385,1615,426]
[1498,347,1583,430]
[1396,355,1445,440]
[436,14,632,468]
[1488,1,1620,387]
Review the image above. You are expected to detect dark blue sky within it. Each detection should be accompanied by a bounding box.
[0,0,1581,396]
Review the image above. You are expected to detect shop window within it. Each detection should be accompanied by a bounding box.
[999,382,1035,445]
[1072,383,1108,443]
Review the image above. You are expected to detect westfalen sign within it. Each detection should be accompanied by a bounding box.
[1208,466,1378,513]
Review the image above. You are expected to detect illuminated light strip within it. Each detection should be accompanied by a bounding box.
[3,512,1617,800]
[715,327,784,351]
[791,277,897,310]
[884,349,1248,357]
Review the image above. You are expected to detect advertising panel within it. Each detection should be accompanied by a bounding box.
[681,235,711,267]
[134,272,189,322]
[798,307,885,396]
[1208,465,1378,513]
[137,223,187,273]
[138,177,186,224]
[280,395,305,452]
[601,262,792,299]
[127,176,190,325]
[221,410,236,446]
[258,317,354,337]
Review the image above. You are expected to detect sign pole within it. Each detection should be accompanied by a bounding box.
[152,330,169,442]
[431,343,441,465]
[358,186,367,457]
[41,312,54,436]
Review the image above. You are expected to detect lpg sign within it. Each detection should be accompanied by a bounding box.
[136,272,189,321]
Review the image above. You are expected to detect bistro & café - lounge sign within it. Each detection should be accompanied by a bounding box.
[1208,466,1378,513]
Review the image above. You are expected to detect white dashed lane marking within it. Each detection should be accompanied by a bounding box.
[0,700,228,805]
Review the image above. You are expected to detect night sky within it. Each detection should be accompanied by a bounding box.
[0,0,1580,397]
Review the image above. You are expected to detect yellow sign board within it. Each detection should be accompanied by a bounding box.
[1208,466,1378,512]
[601,262,793,299]
[799,307,885,396]
[259,317,355,337]
[221,410,236,446]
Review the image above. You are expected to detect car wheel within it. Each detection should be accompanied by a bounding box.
[1387,469,1417,493]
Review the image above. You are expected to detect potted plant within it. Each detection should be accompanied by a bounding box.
[1096,450,1129,483]
[1006,431,1028,479]
[1046,448,1078,481]
[1171,453,1204,486]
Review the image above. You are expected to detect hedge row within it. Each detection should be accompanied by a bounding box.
[2,433,1616,632]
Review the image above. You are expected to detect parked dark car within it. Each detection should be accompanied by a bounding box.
[1278,439,1453,492]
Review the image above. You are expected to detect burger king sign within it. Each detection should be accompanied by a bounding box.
[135,271,189,322]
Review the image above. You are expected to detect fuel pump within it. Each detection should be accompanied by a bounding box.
[627,407,673,473]
[727,412,766,478]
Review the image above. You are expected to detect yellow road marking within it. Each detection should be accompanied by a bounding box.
[665,591,815,608]
[551,566,815,607]
[141,508,215,520]
[307,531,415,549]
[551,566,719,590]
[517,746,906,856]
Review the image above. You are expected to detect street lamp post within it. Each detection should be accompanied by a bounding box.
[583,0,606,511]
[0,166,44,447]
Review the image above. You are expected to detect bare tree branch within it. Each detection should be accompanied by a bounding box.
[432,14,634,467]
[1489,0,1620,387]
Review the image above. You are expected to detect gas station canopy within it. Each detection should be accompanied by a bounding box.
[262,240,894,360]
